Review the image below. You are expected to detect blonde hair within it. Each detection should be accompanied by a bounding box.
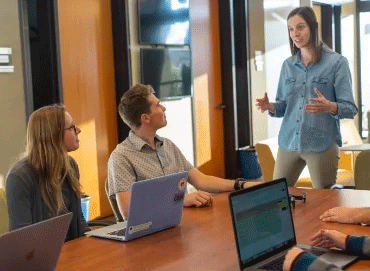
[26,104,82,216]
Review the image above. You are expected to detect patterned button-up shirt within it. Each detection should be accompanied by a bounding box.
[108,131,194,197]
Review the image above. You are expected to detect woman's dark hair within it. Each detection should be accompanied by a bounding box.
[288,6,322,63]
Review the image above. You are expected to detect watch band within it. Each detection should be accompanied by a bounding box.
[234,178,245,191]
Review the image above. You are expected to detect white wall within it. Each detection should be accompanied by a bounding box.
[0,0,27,188]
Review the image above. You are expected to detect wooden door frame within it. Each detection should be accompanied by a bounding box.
[218,0,252,179]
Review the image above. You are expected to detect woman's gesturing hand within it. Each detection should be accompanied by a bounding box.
[256,93,274,113]
[306,88,338,114]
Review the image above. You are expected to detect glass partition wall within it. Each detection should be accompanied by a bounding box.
[359,2,370,138]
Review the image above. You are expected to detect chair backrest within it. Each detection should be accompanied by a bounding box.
[0,188,9,235]
[255,143,275,182]
[354,151,370,190]
[104,179,124,223]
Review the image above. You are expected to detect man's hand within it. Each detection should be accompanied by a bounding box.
[283,247,305,271]
[305,88,337,114]
[310,229,348,250]
[184,190,213,207]
[320,206,365,224]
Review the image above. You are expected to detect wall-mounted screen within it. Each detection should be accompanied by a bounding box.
[138,0,190,45]
[141,48,192,100]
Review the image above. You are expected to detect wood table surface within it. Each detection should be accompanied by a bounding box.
[56,188,370,270]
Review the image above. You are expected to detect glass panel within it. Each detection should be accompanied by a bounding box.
[360,12,370,138]
[263,0,300,138]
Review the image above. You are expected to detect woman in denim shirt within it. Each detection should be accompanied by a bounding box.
[256,6,357,189]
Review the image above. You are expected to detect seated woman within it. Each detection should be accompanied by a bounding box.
[6,104,89,241]
[283,229,370,271]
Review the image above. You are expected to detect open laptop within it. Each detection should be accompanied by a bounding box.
[85,171,188,241]
[0,212,72,271]
[229,178,359,271]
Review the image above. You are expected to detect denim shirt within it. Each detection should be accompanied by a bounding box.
[270,46,358,153]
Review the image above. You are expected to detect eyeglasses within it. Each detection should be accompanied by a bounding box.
[64,123,77,133]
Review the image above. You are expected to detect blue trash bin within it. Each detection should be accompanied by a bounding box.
[81,195,90,222]
[238,147,262,180]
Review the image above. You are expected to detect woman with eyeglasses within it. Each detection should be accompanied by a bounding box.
[5,104,88,241]
[256,6,357,189]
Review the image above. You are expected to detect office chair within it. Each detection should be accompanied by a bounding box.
[0,188,9,235]
[105,179,124,222]
[354,150,370,190]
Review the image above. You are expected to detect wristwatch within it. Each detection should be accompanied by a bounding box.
[234,178,247,191]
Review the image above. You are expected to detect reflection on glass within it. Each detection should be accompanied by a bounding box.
[138,0,190,45]
[360,12,370,138]
[141,48,192,100]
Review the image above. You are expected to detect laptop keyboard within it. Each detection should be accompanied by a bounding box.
[258,255,285,271]
[107,228,126,237]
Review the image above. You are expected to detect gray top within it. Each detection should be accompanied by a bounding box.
[5,157,89,241]
[108,131,194,197]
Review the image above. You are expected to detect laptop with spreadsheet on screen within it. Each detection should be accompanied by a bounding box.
[228,178,359,271]
[85,171,188,242]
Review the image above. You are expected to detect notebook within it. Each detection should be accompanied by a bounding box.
[229,178,359,271]
[85,171,188,241]
[0,212,72,271]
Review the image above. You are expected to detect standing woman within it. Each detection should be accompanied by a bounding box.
[6,104,89,241]
[256,6,357,188]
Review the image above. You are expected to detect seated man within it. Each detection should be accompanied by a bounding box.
[108,84,260,218]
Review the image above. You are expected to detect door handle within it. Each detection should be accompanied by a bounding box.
[217,104,226,110]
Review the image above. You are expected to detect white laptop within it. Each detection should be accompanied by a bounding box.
[85,171,188,241]
[229,178,360,271]
[0,212,72,271]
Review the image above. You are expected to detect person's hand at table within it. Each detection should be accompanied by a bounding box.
[305,88,338,114]
[320,206,370,224]
[184,190,213,207]
[283,247,305,271]
[310,229,348,250]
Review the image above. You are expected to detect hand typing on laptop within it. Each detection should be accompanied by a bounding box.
[283,230,363,271]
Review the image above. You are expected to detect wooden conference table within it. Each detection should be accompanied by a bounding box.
[57,188,370,270]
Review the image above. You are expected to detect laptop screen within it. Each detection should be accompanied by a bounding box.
[229,179,296,267]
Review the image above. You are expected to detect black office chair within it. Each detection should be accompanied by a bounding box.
[105,179,124,223]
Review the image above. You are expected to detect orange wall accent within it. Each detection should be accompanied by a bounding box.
[191,0,225,177]
[58,0,117,219]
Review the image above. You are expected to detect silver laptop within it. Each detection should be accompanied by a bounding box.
[0,212,72,271]
[229,178,359,271]
[85,171,188,241]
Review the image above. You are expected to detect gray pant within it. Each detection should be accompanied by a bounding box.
[273,143,340,188]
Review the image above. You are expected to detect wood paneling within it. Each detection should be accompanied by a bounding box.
[58,0,117,219]
[191,0,225,177]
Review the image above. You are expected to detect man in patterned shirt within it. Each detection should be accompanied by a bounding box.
[108,84,260,218]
